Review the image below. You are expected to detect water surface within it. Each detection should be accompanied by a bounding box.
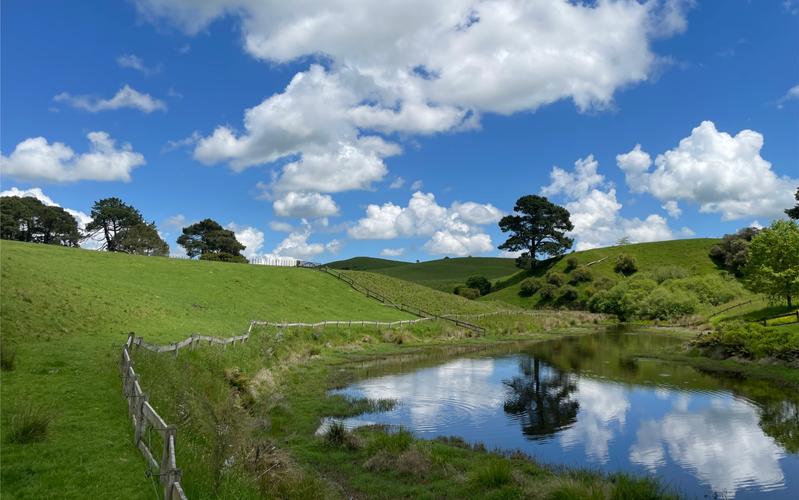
[331,332,799,499]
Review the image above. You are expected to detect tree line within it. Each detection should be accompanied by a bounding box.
[0,196,248,263]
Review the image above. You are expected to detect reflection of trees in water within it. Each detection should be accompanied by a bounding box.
[759,398,799,453]
[503,357,579,439]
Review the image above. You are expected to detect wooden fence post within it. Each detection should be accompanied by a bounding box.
[134,393,147,445]
[162,425,178,498]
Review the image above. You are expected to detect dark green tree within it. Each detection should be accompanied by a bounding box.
[118,223,169,256]
[465,275,491,296]
[85,198,144,252]
[709,226,760,276]
[498,195,573,269]
[786,187,799,220]
[177,219,246,263]
[0,196,79,246]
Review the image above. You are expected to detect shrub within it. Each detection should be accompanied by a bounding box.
[637,288,697,320]
[5,405,53,444]
[465,275,491,296]
[614,254,638,276]
[666,274,740,306]
[565,257,579,272]
[538,283,558,300]
[455,287,480,300]
[546,272,565,286]
[595,276,617,290]
[650,265,689,284]
[692,322,799,361]
[518,278,542,297]
[569,266,593,284]
[324,421,360,450]
[558,285,579,302]
[1,340,16,371]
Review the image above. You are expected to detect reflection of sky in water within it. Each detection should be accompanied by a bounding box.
[332,354,799,499]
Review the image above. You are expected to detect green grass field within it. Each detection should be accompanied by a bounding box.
[328,256,519,292]
[484,238,736,308]
[0,240,412,498]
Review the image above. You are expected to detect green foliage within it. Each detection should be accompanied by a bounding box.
[708,226,759,276]
[614,253,638,276]
[470,457,512,488]
[609,474,678,500]
[665,274,741,306]
[368,428,414,454]
[785,186,799,220]
[558,285,579,303]
[1,196,79,247]
[85,197,144,252]
[455,287,481,300]
[465,275,492,296]
[649,265,688,284]
[569,266,593,284]
[638,287,698,320]
[324,422,360,450]
[539,283,558,300]
[565,257,579,271]
[519,278,542,297]
[5,405,53,444]
[117,222,169,256]
[498,195,574,269]
[744,220,799,308]
[178,218,247,261]
[546,271,565,286]
[692,322,799,361]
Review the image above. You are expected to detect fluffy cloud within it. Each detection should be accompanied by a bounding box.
[661,200,681,218]
[272,227,338,260]
[389,177,405,189]
[163,214,187,230]
[273,192,340,218]
[543,155,673,250]
[615,144,652,191]
[348,191,496,256]
[1,132,145,182]
[54,85,166,113]
[226,223,265,258]
[380,247,405,257]
[137,0,689,196]
[617,121,798,220]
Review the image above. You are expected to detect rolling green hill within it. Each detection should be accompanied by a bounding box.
[484,238,734,308]
[328,256,519,292]
[0,240,412,498]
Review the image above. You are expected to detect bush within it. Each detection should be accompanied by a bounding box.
[465,275,491,296]
[565,257,579,272]
[323,421,360,450]
[546,272,565,286]
[650,265,689,284]
[569,266,593,284]
[539,283,558,300]
[558,285,579,302]
[200,252,248,263]
[518,278,542,297]
[709,226,759,276]
[595,276,617,290]
[614,254,638,276]
[5,405,53,444]
[638,288,697,320]
[455,287,480,300]
[692,322,799,361]
[665,274,740,306]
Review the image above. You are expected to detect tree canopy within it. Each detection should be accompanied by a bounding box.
[709,226,760,276]
[744,219,799,308]
[786,187,799,220]
[117,222,169,256]
[85,197,145,252]
[0,196,79,247]
[177,219,247,263]
[498,195,573,269]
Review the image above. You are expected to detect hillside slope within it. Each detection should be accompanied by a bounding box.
[329,256,519,292]
[485,238,730,307]
[0,241,411,498]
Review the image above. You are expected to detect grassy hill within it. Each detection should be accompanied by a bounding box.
[485,238,732,308]
[328,256,519,292]
[0,240,412,498]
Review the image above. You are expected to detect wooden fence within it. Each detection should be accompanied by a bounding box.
[120,334,187,500]
[758,310,799,326]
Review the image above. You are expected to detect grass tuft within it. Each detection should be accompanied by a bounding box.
[5,405,53,444]
[471,457,513,488]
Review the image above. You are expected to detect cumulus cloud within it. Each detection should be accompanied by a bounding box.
[54,85,166,113]
[617,121,798,220]
[1,132,145,182]
[543,155,673,250]
[272,227,334,260]
[136,0,690,196]
[348,191,495,256]
[615,144,652,192]
[380,247,405,257]
[273,191,340,218]
[226,223,265,259]
[389,177,405,189]
[269,220,294,232]
[410,180,423,190]
[661,200,681,218]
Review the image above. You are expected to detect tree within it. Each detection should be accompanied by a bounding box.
[709,226,760,276]
[177,219,246,262]
[614,253,638,276]
[498,195,573,269]
[0,196,79,247]
[465,275,491,296]
[786,187,799,220]
[118,223,169,256]
[744,219,799,308]
[85,198,144,252]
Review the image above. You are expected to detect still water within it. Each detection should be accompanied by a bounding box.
[331,331,799,499]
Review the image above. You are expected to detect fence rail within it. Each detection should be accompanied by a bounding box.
[120,334,187,500]
[757,310,799,326]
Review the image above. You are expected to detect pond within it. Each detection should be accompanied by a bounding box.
[329,331,799,499]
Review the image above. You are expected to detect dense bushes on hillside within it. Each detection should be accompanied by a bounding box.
[692,322,799,361]
[455,287,481,300]
[519,278,542,297]
[465,275,492,296]
[546,272,565,286]
[569,266,593,284]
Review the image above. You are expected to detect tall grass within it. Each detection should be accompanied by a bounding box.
[5,405,53,444]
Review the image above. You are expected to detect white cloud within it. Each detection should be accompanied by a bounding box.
[269,220,294,232]
[618,121,798,220]
[348,191,495,256]
[380,247,405,257]
[163,214,187,230]
[680,226,695,237]
[389,177,405,189]
[616,144,652,192]
[543,155,674,250]
[0,186,98,249]
[1,132,145,182]
[54,85,166,113]
[226,223,264,259]
[273,191,340,218]
[777,83,799,108]
[410,180,423,190]
[117,54,160,75]
[272,229,325,260]
[661,200,681,218]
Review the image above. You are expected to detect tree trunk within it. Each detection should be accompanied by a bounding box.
[788,294,793,309]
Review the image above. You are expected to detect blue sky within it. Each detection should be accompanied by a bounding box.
[1,0,797,262]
